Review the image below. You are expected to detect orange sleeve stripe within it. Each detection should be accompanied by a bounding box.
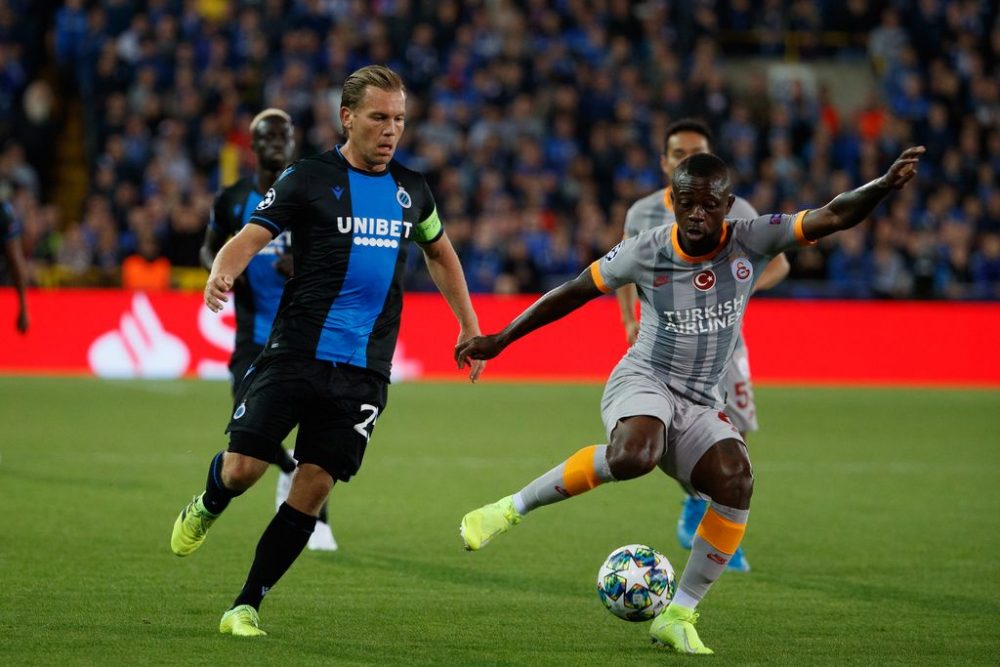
[695,507,747,555]
[561,445,604,496]
[794,210,817,246]
[589,261,611,293]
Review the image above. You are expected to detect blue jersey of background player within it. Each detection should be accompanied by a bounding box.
[201,109,295,390]
[199,108,337,551]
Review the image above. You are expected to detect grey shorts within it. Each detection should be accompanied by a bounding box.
[723,335,758,434]
[600,360,744,489]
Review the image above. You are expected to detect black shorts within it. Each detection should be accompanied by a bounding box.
[229,343,264,399]
[227,354,388,482]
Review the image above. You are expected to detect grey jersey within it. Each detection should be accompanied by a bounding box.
[624,187,759,238]
[593,211,811,407]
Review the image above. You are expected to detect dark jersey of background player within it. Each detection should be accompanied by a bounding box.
[201,111,295,389]
[1,200,29,334]
[206,180,291,382]
[248,145,444,379]
[209,181,289,359]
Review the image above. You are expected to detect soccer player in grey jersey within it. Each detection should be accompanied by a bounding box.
[618,119,791,572]
[457,146,924,654]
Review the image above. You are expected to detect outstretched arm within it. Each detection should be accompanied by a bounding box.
[204,224,273,312]
[420,232,485,382]
[801,146,924,241]
[455,267,605,368]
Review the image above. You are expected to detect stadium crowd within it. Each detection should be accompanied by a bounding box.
[0,0,997,299]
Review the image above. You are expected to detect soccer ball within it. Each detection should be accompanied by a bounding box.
[596,544,675,622]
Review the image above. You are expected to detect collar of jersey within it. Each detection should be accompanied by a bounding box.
[334,145,392,176]
[671,222,730,264]
[662,187,674,213]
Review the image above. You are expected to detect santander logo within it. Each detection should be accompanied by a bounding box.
[85,293,427,381]
[88,293,190,378]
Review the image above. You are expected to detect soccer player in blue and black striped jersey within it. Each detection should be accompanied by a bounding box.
[1,199,29,334]
[171,65,485,637]
[200,108,337,552]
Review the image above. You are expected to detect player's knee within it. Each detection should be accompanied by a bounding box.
[608,430,663,480]
[286,464,334,515]
[728,462,754,502]
[221,454,267,490]
[717,453,754,506]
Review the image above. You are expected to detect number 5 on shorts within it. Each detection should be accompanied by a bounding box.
[354,404,379,441]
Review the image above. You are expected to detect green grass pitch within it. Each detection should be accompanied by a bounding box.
[1,377,998,665]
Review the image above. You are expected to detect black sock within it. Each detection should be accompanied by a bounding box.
[202,451,243,515]
[318,502,329,524]
[232,503,316,610]
[276,448,297,474]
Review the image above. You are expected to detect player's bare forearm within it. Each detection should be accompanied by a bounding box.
[5,239,30,333]
[199,228,225,272]
[205,226,271,311]
[456,270,602,366]
[198,239,219,271]
[500,277,599,344]
[802,146,924,240]
[616,283,637,324]
[198,245,215,273]
[422,234,480,333]
[422,234,486,381]
[752,253,790,293]
[4,239,27,292]
[615,284,640,345]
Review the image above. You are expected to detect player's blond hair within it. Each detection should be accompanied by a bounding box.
[341,65,406,111]
[249,108,292,134]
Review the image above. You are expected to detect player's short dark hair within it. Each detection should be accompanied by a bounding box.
[341,65,406,110]
[672,153,730,189]
[663,118,713,154]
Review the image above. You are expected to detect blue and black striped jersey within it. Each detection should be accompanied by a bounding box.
[248,146,444,379]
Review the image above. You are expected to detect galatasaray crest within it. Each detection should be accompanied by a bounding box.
[730,257,753,283]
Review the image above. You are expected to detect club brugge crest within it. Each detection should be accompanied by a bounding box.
[730,257,753,283]
[256,188,276,210]
[396,185,412,209]
[693,269,716,291]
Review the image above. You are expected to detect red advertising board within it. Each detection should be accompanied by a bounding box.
[0,289,997,386]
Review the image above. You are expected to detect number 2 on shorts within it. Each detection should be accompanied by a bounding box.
[353,404,379,441]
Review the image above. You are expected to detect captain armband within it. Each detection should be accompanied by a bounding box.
[412,207,443,244]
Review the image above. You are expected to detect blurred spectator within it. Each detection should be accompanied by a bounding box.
[121,231,170,291]
[827,226,874,298]
[0,0,992,301]
[970,234,1000,300]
